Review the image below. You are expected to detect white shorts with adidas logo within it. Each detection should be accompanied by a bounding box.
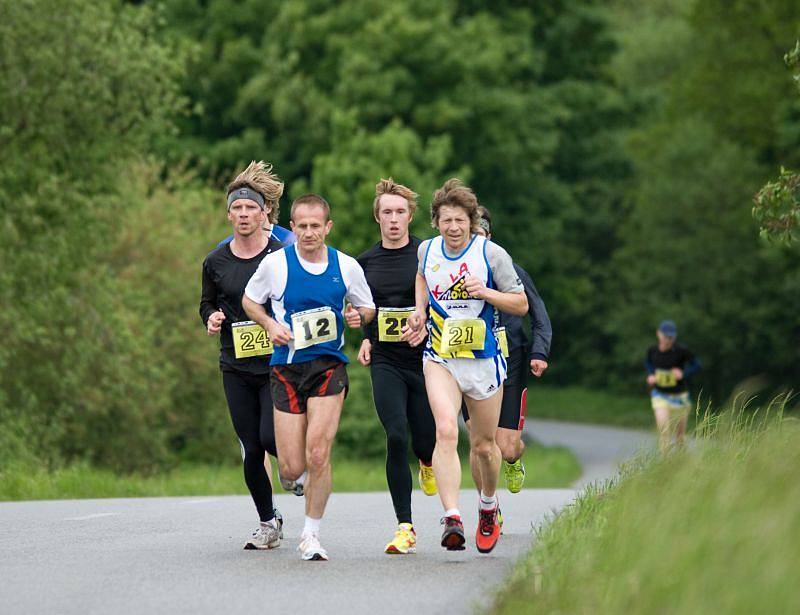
[423,350,507,401]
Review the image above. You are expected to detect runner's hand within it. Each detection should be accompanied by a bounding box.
[464,274,488,299]
[646,374,657,386]
[207,310,226,336]
[344,304,362,328]
[266,319,293,346]
[530,359,548,377]
[671,367,684,381]
[401,309,426,345]
[403,323,428,347]
[358,339,372,366]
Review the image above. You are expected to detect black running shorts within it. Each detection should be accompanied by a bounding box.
[461,347,528,431]
[270,357,348,414]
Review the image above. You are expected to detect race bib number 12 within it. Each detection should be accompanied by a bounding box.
[291,307,337,350]
[231,321,273,359]
[439,318,486,355]
[378,307,414,342]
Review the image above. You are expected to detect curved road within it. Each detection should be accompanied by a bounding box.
[0,421,652,614]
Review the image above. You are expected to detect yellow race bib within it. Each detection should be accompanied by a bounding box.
[495,326,510,358]
[378,307,414,342]
[655,369,677,388]
[231,321,273,359]
[439,318,486,355]
[291,307,337,350]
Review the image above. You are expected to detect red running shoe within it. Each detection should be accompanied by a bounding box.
[476,506,500,553]
[440,515,466,551]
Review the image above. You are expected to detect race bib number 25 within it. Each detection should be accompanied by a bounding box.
[291,307,337,350]
[231,321,273,359]
[378,307,414,342]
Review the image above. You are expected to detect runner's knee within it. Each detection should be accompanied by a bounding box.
[385,426,408,454]
[435,422,459,449]
[306,442,332,472]
[472,437,495,460]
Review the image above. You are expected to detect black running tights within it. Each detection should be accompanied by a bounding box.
[370,362,436,524]
[222,370,277,522]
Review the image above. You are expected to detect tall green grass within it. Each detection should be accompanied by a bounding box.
[492,396,800,614]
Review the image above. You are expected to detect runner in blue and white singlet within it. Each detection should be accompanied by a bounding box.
[402,179,527,555]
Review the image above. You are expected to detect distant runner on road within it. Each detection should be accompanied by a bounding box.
[243,193,375,561]
[403,178,528,554]
[645,320,700,453]
[357,178,437,556]
[200,161,286,550]
[462,205,552,495]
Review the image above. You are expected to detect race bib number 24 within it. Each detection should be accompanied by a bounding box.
[231,321,273,359]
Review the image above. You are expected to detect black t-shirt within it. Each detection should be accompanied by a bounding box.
[200,237,285,374]
[646,344,695,394]
[357,237,423,367]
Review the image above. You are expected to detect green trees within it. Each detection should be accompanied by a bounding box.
[1,0,798,473]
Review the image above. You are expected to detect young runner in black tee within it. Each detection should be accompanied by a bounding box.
[199,161,286,550]
[356,179,436,555]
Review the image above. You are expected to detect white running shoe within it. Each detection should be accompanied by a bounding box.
[244,520,281,550]
[298,532,329,561]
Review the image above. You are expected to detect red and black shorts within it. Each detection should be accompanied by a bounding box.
[270,357,348,414]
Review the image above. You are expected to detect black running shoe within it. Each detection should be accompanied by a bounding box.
[440,515,466,551]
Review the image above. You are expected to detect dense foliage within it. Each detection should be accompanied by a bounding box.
[1,0,798,471]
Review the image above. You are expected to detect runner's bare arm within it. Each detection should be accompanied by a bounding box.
[242,294,292,345]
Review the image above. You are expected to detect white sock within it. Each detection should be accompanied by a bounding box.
[444,508,461,519]
[480,492,497,510]
[296,470,307,486]
[303,515,321,536]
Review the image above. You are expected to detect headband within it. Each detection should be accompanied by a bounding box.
[478,217,491,235]
[227,187,265,210]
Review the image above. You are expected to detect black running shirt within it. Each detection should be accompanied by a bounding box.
[499,263,552,361]
[357,237,424,367]
[645,344,698,394]
[200,237,285,374]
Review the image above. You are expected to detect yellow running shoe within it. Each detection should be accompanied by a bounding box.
[418,461,438,496]
[504,459,526,493]
[385,523,417,554]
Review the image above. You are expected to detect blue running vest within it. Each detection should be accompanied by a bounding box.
[271,245,348,365]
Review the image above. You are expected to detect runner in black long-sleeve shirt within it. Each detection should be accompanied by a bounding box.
[199,161,288,551]
[356,179,437,556]
[462,206,552,494]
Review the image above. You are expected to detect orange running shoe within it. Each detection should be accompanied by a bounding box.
[440,515,466,551]
[476,506,500,553]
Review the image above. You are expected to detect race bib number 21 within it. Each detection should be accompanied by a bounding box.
[439,317,486,355]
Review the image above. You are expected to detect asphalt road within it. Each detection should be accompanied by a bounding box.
[0,488,575,615]
[525,419,654,487]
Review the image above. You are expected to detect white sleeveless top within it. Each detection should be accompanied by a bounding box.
[421,235,500,359]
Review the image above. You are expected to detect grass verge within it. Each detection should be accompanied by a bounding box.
[0,442,580,501]
[491,398,799,614]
